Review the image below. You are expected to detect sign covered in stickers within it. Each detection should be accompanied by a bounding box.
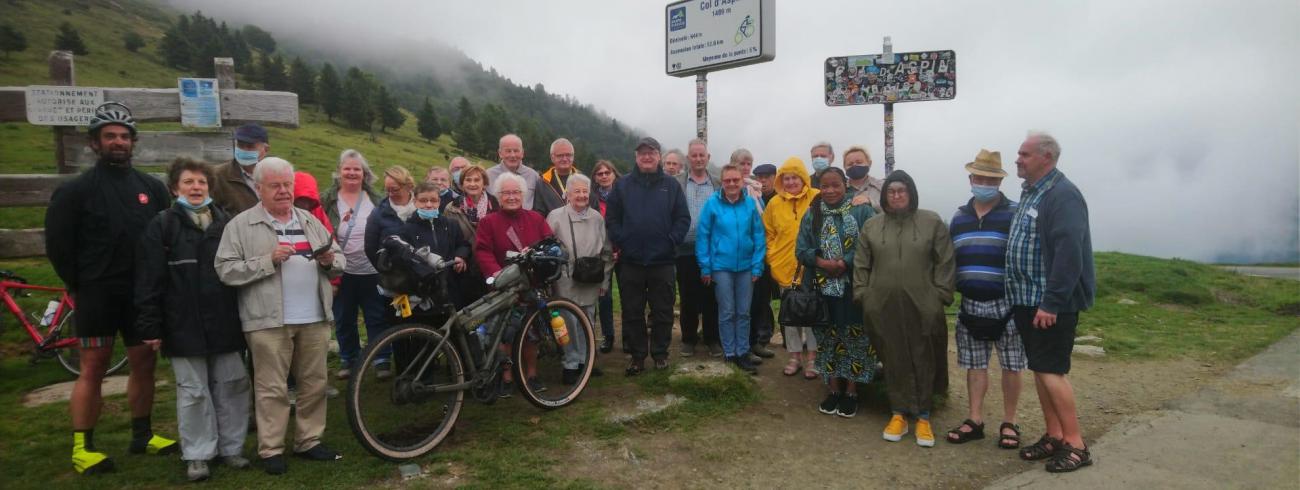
[824,50,956,106]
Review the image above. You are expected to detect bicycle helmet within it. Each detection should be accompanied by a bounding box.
[527,237,568,284]
[87,101,137,137]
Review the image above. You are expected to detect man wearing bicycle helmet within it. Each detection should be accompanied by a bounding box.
[45,102,176,474]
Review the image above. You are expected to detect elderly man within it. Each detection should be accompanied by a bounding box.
[426,166,458,208]
[810,141,835,175]
[662,148,685,177]
[844,145,884,212]
[533,138,579,218]
[606,137,691,375]
[674,139,722,357]
[1005,132,1095,473]
[447,156,471,193]
[753,163,778,205]
[485,134,543,210]
[211,123,270,215]
[216,157,345,475]
[46,102,175,475]
[944,150,1027,450]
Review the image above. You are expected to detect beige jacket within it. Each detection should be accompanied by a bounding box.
[215,203,344,332]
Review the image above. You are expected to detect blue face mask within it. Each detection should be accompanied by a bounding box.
[234,148,260,166]
[451,170,462,185]
[417,208,440,220]
[971,184,1000,202]
[176,196,213,211]
[811,157,830,171]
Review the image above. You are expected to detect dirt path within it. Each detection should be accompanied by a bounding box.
[563,331,1222,489]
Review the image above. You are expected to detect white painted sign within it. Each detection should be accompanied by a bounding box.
[178,78,222,128]
[665,0,775,77]
[24,86,104,126]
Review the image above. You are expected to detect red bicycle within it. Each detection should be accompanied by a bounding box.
[0,270,128,376]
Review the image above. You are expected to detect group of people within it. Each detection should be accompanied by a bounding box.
[46,100,1095,482]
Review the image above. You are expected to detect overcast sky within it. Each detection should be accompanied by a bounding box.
[168,0,1299,263]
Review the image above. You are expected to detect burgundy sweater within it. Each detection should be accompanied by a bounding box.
[473,208,553,277]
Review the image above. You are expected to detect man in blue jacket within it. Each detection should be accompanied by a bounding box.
[606,137,691,375]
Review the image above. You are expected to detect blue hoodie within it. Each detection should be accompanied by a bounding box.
[695,190,766,276]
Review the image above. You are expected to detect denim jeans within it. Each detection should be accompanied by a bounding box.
[597,266,616,341]
[712,270,753,358]
[333,273,391,367]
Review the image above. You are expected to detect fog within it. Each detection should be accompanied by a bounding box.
[167,0,1299,263]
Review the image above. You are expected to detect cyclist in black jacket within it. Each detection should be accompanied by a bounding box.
[44,102,176,475]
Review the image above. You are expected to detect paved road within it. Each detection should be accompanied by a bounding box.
[1217,266,1300,281]
[987,330,1300,489]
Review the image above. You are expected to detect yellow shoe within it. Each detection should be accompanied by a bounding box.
[72,432,115,475]
[882,414,909,442]
[130,434,179,455]
[916,419,936,447]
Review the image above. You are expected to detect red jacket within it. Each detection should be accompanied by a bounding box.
[473,208,553,277]
[293,171,333,235]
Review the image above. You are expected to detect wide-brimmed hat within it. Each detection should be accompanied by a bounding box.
[965,149,1006,177]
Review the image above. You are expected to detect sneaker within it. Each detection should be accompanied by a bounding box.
[129,434,178,455]
[261,454,287,475]
[220,455,251,469]
[599,337,614,354]
[916,419,936,447]
[733,356,758,374]
[186,460,210,482]
[836,394,858,418]
[654,358,669,370]
[883,414,909,442]
[680,343,696,357]
[526,377,547,393]
[625,359,645,376]
[751,345,776,358]
[707,343,723,357]
[374,361,393,381]
[745,352,765,365]
[818,392,842,415]
[294,444,343,461]
[498,380,515,398]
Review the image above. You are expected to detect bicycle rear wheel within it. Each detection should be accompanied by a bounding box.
[346,323,465,461]
[53,310,130,377]
[513,298,596,409]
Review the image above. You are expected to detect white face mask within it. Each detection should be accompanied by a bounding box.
[811,156,830,171]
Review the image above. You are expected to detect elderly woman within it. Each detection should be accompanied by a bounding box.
[135,158,249,481]
[444,165,499,305]
[795,168,877,418]
[545,174,613,383]
[321,149,387,380]
[474,173,554,395]
[590,160,620,353]
[762,157,820,379]
[853,170,955,447]
[696,164,766,373]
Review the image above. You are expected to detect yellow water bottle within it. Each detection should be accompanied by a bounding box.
[549,310,570,347]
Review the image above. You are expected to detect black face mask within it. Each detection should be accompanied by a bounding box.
[846,165,870,180]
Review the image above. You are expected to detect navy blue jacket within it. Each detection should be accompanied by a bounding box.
[400,213,472,306]
[1038,173,1095,313]
[605,168,691,266]
[364,197,412,267]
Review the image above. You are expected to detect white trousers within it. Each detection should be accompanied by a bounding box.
[171,352,250,461]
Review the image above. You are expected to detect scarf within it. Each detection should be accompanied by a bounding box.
[391,196,416,221]
[815,198,858,297]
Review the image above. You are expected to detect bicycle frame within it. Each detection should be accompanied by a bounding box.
[0,279,77,351]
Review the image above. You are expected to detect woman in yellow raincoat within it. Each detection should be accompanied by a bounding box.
[762,157,820,379]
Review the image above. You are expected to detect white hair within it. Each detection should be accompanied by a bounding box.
[1027,131,1061,163]
[729,148,753,165]
[253,157,294,184]
[492,172,527,195]
[499,133,522,148]
[564,174,591,197]
[338,148,374,186]
[550,138,573,154]
[810,141,834,156]
[664,148,684,161]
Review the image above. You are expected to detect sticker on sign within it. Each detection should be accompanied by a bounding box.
[25,86,105,126]
[665,0,774,77]
[824,51,956,106]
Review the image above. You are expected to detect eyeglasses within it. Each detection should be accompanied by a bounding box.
[552,153,574,159]
[499,190,524,196]
[886,188,909,196]
[594,171,612,176]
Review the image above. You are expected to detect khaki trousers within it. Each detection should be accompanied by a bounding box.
[245,321,330,458]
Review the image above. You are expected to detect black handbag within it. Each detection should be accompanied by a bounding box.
[958,311,1013,341]
[568,215,606,284]
[778,265,830,327]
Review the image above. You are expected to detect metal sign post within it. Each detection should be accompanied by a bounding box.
[824,37,956,175]
[696,73,707,140]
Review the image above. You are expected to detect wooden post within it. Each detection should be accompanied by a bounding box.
[214,57,236,90]
[49,51,77,174]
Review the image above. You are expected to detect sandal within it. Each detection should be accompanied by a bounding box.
[802,364,818,380]
[945,419,985,444]
[782,358,800,376]
[1045,442,1092,472]
[997,422,1022,449]
[1019,434,1061,461]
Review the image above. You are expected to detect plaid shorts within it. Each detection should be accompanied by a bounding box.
[955,298,1027,371]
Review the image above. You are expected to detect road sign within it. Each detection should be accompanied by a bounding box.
[24,86,104,125]
[665,0,775,77]
[824,50,956,106]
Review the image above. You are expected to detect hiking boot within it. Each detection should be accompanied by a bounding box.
[294,444,343,461]
[916,419,936,447]
[220,455,251,469]
[186,460,210,481]
[707,343,723,357]
[746,352,765,365]
[261,454,286,475]
[818,392,842,415]
[837,393,858,418]
[883,414,909,442]
[129,434,178,455]
[732,356,758,374]
[71,432,115,475]
[751,345,775,358]
[680,343,696,357]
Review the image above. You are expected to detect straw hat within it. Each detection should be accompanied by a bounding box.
[965,149,1007,177]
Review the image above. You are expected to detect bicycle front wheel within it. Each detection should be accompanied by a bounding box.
[53,310,130,377]
[346,323,465,461]
[513,298,596,409]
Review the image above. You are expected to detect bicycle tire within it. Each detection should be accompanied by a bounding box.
[53,310,130,377]
[346,323,465,462]
[512,298,596,410]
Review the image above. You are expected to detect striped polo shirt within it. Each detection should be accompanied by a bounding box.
[949,195,1017,302]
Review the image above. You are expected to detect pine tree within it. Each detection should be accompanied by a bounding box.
[289,57,316,105]
[158,25,191,69]
[0,25,27,59]
[192,38,222,77]
[53,22,88,55]
[373,85,405,132]
[123,32,144,52]
[241,24,276,53]
[340,67,374,130]
[317,63,342,121]
[473,104,509,158]
[453,96,479,155]
[417,97,441,143]
[259,53,288,91]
